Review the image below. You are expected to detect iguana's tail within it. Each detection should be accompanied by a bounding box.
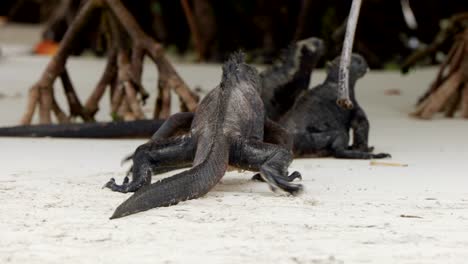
[110,135,229,219]
[110,52,244,219]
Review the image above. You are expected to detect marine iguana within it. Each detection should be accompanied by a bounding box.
[0,37,324,139]
[260,37,324,121]
[279,54,390,159]
[104,53,302,219]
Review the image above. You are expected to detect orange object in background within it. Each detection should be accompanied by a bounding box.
[0,16,7,26]
[34,40,59,55]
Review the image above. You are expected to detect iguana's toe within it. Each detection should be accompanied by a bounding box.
[253,171,301,183]
[103,178,130,193]
[275,177,303,195]
[123,176,130,184]
[251,173,264,182]
[287,171,302,181]
[102,178,115,189]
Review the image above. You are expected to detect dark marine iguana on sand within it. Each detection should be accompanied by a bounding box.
[0,37,324,139]
[279,54,390,159]
[260,37,324,121]
[104,53,302,219]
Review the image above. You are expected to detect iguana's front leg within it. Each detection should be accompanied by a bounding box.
[350,108,390,157]
[350,107,372,152]
[105,134,196,193]
[122,112,194,167]
[231,139,303,194]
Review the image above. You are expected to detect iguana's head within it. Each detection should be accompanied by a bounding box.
[221,52,260,91]
[295,37,325,63]
[327,53,369,83]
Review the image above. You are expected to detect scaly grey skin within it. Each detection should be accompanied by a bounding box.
[260,37,325,121]
[104,53,302,219]
[280,54,391,159]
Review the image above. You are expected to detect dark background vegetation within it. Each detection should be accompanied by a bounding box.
[1,0,466,68]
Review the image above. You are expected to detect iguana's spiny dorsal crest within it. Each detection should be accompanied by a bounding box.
[221,52,260,92]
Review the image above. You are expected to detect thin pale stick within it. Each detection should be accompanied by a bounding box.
[337,0,362,109]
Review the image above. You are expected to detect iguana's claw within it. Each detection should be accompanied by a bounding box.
[102,178,116,189]
[120,154,133,166]
[123,176,129,184]
[103,177,130,193]
[260,167,303,195]
[288,171,302,181]
[251,173,263,182]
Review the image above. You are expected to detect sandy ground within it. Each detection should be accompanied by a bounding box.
[1,42,468,263]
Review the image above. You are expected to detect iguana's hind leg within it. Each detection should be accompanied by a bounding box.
[232,140,303,195]
[105,134,196,193]
[121,112,194,169]
[252,120,298,182]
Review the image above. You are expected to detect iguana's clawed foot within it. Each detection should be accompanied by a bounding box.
[103,174,147,193]
[260,167,303,195]
[252,171,302,182]
[288,171,302,181]
[103,177,131,193]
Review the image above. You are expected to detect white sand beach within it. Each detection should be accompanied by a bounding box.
[1,41,468,263]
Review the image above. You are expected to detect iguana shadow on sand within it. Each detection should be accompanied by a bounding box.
[104,53,302,219]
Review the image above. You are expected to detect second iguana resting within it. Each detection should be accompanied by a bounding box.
[103,53,302,219]
[279,54,390,159]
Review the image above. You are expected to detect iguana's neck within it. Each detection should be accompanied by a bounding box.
[324,70,358,102]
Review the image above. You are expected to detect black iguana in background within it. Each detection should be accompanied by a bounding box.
[104,53,302,219]
[260,37,324,121]
[0,37,324,139]
[279,54,390,159]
